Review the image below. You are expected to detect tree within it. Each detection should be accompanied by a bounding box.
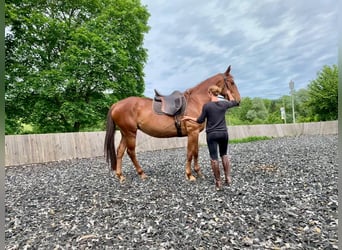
[246,110,257,122]
[226,96,253,125]
[305,64,338,121]
[235,97,253,122]
[243,98,268,124]
[5,0,150,133]
[228,97,275,125]
[265,99,284,124]
[294,88,311,122]
[252,98,268,120]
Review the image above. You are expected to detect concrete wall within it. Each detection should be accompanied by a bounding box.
[5,121,338,166]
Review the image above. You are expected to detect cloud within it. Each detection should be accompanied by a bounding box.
[141,0,337,99]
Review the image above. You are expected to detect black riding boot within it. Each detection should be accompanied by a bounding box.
[210,159,222,191]
[221,155,231,185]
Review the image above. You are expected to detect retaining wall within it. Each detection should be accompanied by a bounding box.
[5,121,338,166]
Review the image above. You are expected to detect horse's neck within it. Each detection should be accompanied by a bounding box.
[184,75,220,111]
[185,85,210,108]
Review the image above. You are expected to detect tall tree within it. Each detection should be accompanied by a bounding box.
[294,88,311,122]
[5,0,150,133]
[305,64,338,121]
[244,98,268,124]
[265,99,284,124]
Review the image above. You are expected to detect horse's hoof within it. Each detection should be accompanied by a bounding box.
[119,176,126,183]
[198,172,205,179]
[140,173,148,180]
[188,175,196,181]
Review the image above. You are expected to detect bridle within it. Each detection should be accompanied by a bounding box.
[221,73,231,100]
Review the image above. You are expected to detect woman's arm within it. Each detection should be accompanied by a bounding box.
[226,90,239,108]
[181,115,198,122]
[182,104,207,123]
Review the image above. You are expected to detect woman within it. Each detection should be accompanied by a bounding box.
[182,85,239,190]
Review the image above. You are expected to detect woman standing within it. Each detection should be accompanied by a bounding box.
[182,85,239,190]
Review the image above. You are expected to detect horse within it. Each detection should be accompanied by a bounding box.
[104,65,241,183]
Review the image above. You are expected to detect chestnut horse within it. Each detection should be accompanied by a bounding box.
[104,65,241,182]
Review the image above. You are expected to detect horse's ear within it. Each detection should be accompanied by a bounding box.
[225,65,231,75]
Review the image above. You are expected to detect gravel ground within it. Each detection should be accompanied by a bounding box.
[5,134,338,249]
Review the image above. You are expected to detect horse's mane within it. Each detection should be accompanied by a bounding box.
[184,73,227,95]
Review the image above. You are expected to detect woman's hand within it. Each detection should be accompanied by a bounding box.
[181,115,196,122]
[227,90,235,101]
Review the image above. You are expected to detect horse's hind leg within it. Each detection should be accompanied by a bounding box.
[126,135,147,180]
[185,154,204,181]
[116,137,127,183]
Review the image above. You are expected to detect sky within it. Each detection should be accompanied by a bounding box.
[140,0,338,99]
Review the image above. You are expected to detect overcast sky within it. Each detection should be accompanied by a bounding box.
[140,0,337,99]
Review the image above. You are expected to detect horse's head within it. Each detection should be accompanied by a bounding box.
[218,65,241,104]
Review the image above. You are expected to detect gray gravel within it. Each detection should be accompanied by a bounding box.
[5,134,338,249]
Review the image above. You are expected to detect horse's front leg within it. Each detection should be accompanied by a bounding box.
[192,143,204,179]
[185,132,200,181]
[185,158,195,181]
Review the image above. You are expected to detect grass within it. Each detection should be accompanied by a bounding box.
[229,136,272,144]
[22,123,33,133]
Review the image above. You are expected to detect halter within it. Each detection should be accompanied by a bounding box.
[221,73,231,100]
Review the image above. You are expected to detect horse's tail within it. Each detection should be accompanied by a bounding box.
[104,106,117,171]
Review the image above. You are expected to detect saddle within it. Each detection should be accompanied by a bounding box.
[153,89,186,116]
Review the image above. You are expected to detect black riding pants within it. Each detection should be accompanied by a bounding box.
[206,131,229,160]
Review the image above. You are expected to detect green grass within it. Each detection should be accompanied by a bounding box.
[229,136,272,144]
[22,123,33,133]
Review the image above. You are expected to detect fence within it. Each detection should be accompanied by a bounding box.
[5,121,338,166]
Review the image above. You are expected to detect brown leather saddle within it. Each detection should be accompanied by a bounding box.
[153,89,186,116]
[153,89,187,136]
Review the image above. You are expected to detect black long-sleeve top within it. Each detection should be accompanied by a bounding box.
[196,100,239,134]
